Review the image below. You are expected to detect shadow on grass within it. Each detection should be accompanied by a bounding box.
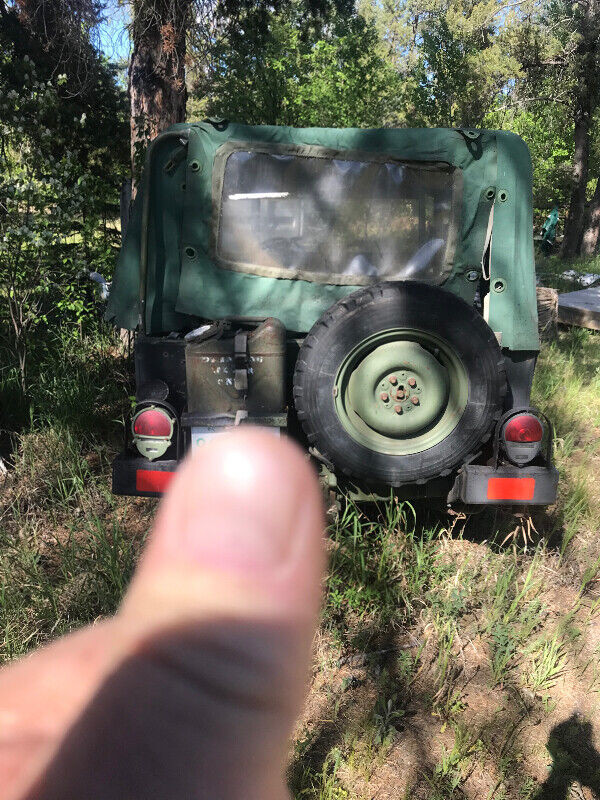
[287,622,433,798]
[266,328,600,797]
[290,465,600,797]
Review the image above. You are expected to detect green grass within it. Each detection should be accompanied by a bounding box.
[0,514,140,660]
[0,323,146,661]
[4,259,600,797]
[424,724,482,799]
[523,633,567,695]
[291,749,350,799]
[484,558,545,686]
[536,252,600,293]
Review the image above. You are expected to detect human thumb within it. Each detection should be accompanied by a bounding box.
[23,428,326,800]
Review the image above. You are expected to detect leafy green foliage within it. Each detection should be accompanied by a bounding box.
[411,10,519,128]
[194,6,403,127]
[487,106,574,215]
[0,29,125,393]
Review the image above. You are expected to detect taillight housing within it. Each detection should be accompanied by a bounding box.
[502,413,544,465]
[131,405,175,461]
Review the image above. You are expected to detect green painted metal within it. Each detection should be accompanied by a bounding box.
[185,318,287,415]
[347,342,449,436]
[106,122,540,352]
[487,131,539,351]
[333,329,468,456]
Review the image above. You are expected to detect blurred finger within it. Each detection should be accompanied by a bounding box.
[8,429,325,800]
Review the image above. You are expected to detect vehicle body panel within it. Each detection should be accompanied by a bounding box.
[106,122,539,353]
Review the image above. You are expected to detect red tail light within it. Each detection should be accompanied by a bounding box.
[503,414,543,443]
[133,408,172,437]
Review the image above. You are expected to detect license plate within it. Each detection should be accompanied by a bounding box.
[191,425,280,450]
[191,426,226,449]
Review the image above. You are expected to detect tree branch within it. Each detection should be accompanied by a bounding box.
[496,95,572,111]
[485,0,528,24]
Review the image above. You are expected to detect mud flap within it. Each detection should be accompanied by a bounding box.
[112,454,178,497]
[448,463,559,506]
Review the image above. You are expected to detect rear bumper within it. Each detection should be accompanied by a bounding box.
[112,454,179,498]
[449,463,559,506]
[113,455,559,506]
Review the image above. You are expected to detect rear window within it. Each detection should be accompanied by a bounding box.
[214,145,461,285]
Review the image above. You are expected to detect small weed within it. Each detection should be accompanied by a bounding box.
[425,724,482,799]
[485,557,545,685]
[523,633,567,695]
[517,776,538,799]
[577,553,600,604]
[396,647,421,684]
[292,748,349,799]
[433,616,456,688]
[372,693,405,747]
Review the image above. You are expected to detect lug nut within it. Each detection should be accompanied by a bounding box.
[388,375,398,385]
[408,377,417,388]
[396,389,405,400]
[380,392,389,402]
[394,404,403,414]
[411,395,419,405]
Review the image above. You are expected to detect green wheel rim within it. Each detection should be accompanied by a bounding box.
[333,328,468,456]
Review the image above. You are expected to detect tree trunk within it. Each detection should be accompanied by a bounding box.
[561,112,590,258]
[561,0,600,258]
[129,0,190,182]
[581,178,600,256]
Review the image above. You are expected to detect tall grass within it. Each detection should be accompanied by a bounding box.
[532,326,600,554]
[0,514,140,661]
[0,323,142,662]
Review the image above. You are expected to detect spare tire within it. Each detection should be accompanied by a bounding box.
[293,282,506,486]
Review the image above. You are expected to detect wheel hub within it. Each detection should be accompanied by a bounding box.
[347,341,449,436]
[333,328,468,456]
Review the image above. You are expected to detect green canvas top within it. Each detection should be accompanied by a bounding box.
[106,122,539,352]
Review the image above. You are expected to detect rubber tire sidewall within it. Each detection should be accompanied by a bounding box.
[293,282,506,486]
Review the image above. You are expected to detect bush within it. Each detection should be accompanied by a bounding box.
[0,39,123,395]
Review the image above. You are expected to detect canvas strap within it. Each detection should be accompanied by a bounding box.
[482,203,494,281]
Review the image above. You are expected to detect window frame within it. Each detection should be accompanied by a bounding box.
[211,140,463,286]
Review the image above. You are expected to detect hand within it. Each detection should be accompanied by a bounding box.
[0,429,326,799]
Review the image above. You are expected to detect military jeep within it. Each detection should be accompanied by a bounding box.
[106,121,558,505]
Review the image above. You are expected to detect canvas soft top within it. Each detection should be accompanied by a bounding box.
[106,122,539,352]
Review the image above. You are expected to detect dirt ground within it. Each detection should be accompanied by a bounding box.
[294,545,600,799]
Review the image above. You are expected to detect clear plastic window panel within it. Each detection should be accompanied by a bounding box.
[218,150,457,283]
